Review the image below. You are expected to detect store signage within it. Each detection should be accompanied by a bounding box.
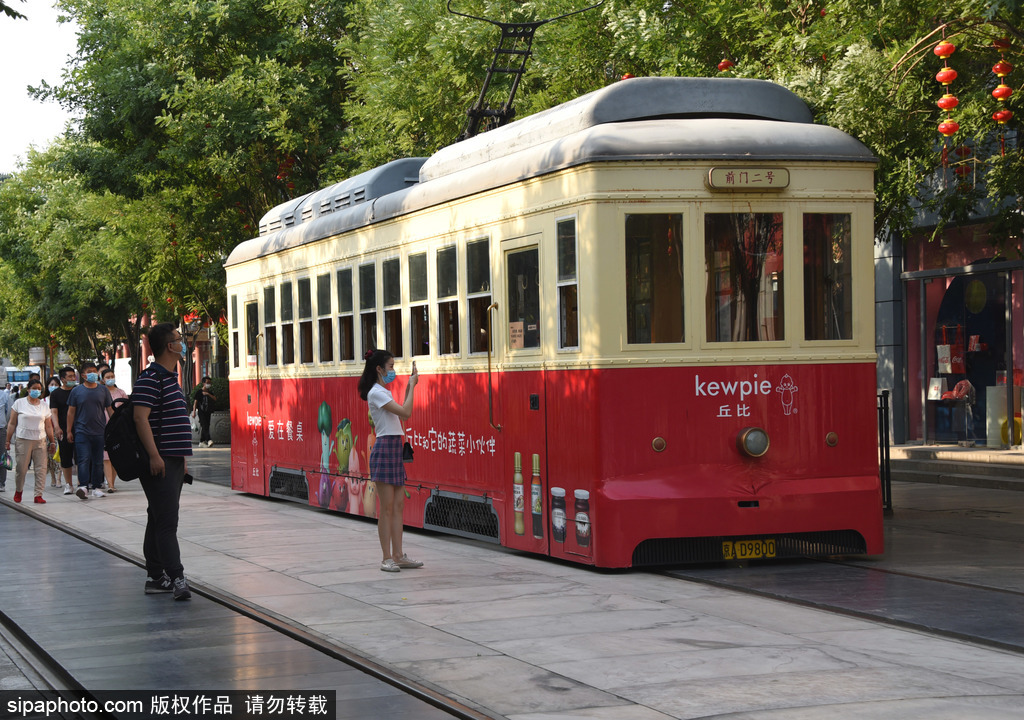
[707,167,789,190]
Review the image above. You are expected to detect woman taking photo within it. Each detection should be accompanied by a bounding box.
[4,379,56,504]
[358,349,423,572]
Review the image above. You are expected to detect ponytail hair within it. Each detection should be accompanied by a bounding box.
[358,349,393,400]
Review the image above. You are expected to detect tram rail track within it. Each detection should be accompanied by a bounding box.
[663,555,1024,656]
[3,502,490,720]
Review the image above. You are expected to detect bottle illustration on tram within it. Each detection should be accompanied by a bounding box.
[551,487,567,543]
[574,490,590,547]
[531,453,543,539]
[513,451,525,536]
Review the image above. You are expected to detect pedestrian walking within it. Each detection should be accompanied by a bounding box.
[0,384,16,493]
[44,377,62,487]
[193,376,216,447]
[4,380,56,504]
[133,323,194,600]
[49,367,78,495]
[67,363,113,499]
[358,349,423,573]
[101,368,128,493]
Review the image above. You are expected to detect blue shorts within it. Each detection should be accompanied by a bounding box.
[369,435,406,486]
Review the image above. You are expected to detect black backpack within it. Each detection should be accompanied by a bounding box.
[104,397,150,481]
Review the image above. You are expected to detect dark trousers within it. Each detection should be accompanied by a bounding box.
[198,411,212,444]
[140,456,185,580]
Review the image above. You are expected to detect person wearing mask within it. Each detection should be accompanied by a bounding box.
[49,367,78,495]
[101,368,128,493]
[358,349,423,573]
[193,376,217,448]
[133,323,194,600]
[4,379,56,503]
[44,377,62,487]
[67,362,113,499]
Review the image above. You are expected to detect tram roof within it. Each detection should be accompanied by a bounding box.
[228,78,874,268]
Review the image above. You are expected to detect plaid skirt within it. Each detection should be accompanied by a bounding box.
[369,435,406,486]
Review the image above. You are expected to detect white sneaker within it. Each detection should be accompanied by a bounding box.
[207,441,214,447]
[63,484,73,495]
[75,486,88,500]
[90,488,106,498]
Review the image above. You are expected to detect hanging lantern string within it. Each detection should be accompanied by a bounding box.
[992,37,1014,157]
[935,36,959,182]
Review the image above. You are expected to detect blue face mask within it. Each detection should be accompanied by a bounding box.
[29,389,42,399]
[86,372,99,383]
[105,378,116,387]
[179,341,187,360]
[65,380,77,388]
[381,369,396,385]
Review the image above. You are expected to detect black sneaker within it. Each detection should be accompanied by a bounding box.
[172,576,192,601]
[145,574,173,594]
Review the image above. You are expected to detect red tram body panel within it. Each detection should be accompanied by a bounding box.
[230,361,881,567]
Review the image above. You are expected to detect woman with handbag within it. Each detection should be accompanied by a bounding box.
[5,379,57,504]
[358,349,422,572]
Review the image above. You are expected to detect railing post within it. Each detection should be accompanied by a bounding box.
[878,390,893,515]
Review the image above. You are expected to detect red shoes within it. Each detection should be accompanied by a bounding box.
[13,491,22,503]
[34,496,46,504]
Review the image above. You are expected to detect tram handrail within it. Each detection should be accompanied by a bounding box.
[486,302,502,432]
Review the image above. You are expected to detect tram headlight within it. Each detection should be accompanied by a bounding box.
[737,427,770,458]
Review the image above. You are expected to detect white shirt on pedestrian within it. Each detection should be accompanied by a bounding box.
[11,397,49,440]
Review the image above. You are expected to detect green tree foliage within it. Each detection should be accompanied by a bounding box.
[340,0,1024,244]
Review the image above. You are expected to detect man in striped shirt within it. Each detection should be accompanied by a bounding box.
[133,322,194,601]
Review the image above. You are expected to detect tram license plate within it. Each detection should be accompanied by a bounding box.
[722,539,776,560]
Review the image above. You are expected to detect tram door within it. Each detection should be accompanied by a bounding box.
[501,238,551,555]
[242,300,267,495]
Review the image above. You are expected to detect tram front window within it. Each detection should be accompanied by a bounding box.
[625,214,684,344]
[705,212,784,342]
[804,213,852,341]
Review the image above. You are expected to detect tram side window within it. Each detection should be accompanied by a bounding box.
[337,268,354,361]
[437,246,459,355]
[264,286,278,366]
[704,213,784,342]
[467,239,491,354]
[803,214,853,340]
[298,278,313,364]
[317,273,334,362]
[507,247,540,349]
[383,258,403,357]
[625,214,684,344]
[360,263,378,353]
[409,252,430,357]
[230,294,239,368]
[280,282,295,364]
[245,301,259,360]
[557,219,579,349]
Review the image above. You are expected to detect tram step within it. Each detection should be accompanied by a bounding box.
[890,462,1024,492]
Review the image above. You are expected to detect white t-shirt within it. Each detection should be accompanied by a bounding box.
[12,397,50,440]
[367,384,403,437]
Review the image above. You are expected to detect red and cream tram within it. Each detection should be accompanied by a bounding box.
[224,76,883,567]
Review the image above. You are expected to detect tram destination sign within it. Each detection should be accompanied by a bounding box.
[707,167,789,191]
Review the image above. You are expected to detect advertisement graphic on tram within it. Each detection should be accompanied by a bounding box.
[225,77,883,568]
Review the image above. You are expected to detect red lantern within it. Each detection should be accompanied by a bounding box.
[954,165,971,177]
[936,67,958,85]
[994,37,1011,51]
[933,41,956,59]
[993,108,1014,124]
[936,93,959,111]
[992,83,1013,101]
[938,119,960,136]
[621,73,634,80]
[954,145,972,158]
[993,60,1014,77]
[717,58,734,72]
